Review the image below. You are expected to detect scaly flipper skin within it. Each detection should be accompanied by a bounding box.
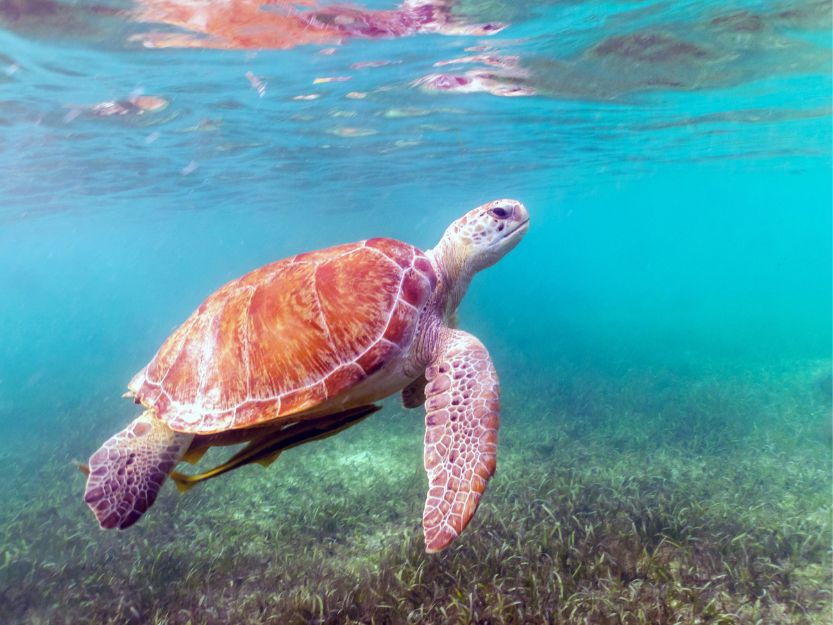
[422,330,499,552]
[84,411,193,529]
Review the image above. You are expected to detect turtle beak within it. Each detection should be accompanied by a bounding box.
[495,199,529,241]
[510,201,529,229]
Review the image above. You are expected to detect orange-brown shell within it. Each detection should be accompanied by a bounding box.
[128,238,438,434]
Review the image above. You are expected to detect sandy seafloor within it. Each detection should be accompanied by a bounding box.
[0,357,830,624]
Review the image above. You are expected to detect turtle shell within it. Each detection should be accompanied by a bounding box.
[128,238,438,434]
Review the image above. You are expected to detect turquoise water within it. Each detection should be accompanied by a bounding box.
[0,1,831,623]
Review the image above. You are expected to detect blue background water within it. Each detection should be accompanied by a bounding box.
[0,2,830,620]
[1,0,830,439]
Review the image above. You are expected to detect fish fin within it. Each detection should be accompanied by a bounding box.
[169,471,200,493]
[255,451,282,468]
[181,446,209,465]
[165,405,381,489]
[76,462,90,477]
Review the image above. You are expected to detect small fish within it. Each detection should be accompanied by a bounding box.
[414,69,534,97]
[313,76,352,84]
[245,71,267,97]
[350,60,399,70]
[384,107,431,118]
[331,127,377,137]
[434,55,520,69]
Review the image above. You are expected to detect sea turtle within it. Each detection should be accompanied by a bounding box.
[129,0,505,50]
[83,198,529,552]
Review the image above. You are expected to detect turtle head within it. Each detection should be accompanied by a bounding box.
[442,199,529,273]
[429,199,528,318]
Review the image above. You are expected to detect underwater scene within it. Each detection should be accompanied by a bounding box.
[1,0,831,623]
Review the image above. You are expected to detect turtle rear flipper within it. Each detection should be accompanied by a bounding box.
[84,411,193,530]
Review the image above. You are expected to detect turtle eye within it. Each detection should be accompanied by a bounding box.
[489,206,512,219]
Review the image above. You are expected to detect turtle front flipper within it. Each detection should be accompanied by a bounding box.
[422,330,499,553]
[84,410,194,530]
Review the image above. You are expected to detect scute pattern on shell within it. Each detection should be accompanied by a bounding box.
[128,239,437,434]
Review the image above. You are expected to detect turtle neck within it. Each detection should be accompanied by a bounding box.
[427,235,475,326]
